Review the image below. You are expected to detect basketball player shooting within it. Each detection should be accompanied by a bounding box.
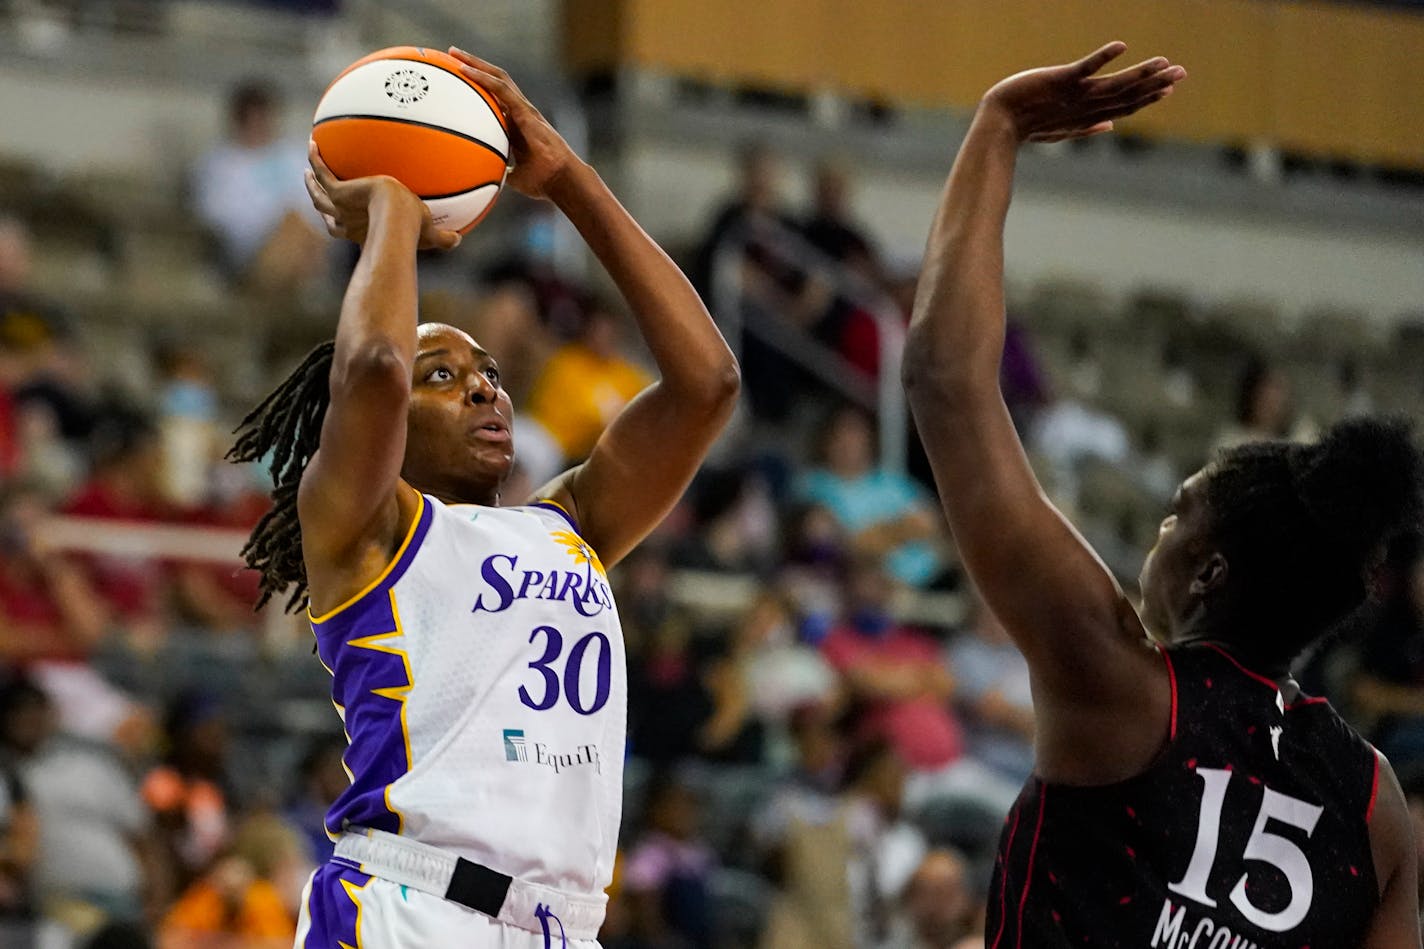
[228,49,739,949]
[903,43,1423,947]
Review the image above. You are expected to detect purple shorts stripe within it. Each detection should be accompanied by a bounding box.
[303,863,371,949]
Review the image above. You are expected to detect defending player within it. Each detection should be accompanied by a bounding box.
[229,51,738,948]
[903,43,1422,947]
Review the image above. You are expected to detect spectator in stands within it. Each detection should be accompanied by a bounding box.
[820,557,1019,814]
[141,692,232,888]
[0,215,91,489]
[62,412,175,646]
[523,299,652,481]
[670,467,780,576]
[896,848,981,949]
[284,736,346,866]
[754,708,856,949]
[0,215,70,345]
[753,703,846,857]
[615,543,677,657]
[0,707,37,948]
[0,215,32,302]
[0,480,155,754]
[946,591,1035,785]
[800,160,891,380]
[623,771,719,949]
[735,592,840,743]
[0,479,106,663]
[801,159,880,276]
[191,81,326,294]
[627,595,762,766]
[778,502,849,635]
[670,585,839,768]
[159,812,303,948]
[479,210,589,339]
[840,739,928,949]
[1212,354,1315,451]
[692,144,798,297]
[0,214,38,479]
[153,343,220,510]
[0,677,166,933]
[1353,535,1424,763]
[797,405,949,589]
[1025,380,1131,507]
[694,145,832,420]
[819,558,956,769]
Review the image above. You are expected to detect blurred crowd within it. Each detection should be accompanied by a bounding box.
[1,73,1423,949]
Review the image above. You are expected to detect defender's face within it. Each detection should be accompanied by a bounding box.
[1139,471,1214,643]
[402,323,515,503]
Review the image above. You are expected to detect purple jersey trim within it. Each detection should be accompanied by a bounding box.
[532,498,580,534]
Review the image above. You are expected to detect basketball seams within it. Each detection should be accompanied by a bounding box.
[345,57,507,130]
[424,186,503,235]
[314,61,508,156]
[312,114,508,165]
[326,48,508,133]
[311,119,505,199]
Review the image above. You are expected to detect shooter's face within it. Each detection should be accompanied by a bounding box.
[403,323,515,504]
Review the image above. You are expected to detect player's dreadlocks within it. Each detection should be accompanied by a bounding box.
[227,341,335,612]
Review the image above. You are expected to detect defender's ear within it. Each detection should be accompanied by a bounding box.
[1189,552,1228,599]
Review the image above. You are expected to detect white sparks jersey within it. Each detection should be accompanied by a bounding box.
[310,492,626,900]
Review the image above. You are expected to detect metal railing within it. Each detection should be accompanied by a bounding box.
[710,217,908,472]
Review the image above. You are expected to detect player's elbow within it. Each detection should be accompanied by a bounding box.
[331,341,411,402]
[901,334,996,409]
[707,358,742,407]
[674,356,741,413]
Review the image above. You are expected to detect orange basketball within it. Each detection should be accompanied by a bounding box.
[312,46,510,234]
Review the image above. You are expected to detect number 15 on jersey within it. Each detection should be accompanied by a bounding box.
[1169,766,1323,933]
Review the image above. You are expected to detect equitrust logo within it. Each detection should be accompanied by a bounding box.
[502,729,529,762]
[501,728,600,775]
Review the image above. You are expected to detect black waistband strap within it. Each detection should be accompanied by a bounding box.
[445,857,513,917]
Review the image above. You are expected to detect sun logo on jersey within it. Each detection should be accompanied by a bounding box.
[552,529,606,581]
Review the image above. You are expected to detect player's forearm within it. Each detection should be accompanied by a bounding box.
[547,162,740,404]
[903,105,1020,400]
[332,184,424,379]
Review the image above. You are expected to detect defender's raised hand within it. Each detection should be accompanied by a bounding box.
[448,48,582,201]
[981,42,1186,143]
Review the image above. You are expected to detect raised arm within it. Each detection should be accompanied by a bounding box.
[901,44,1184,779]
[1365,754,1422,948]
[297,156,459,613]
[450,50,739,568]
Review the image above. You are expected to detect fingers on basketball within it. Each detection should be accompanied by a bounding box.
[458,67,524,121]
[304,170,338,217]
[308,139,335,181]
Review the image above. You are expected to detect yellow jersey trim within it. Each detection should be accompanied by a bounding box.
[309,489,426,625]
[535,496,577,523]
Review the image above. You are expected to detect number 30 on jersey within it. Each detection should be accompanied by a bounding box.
[518,625,613,715]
